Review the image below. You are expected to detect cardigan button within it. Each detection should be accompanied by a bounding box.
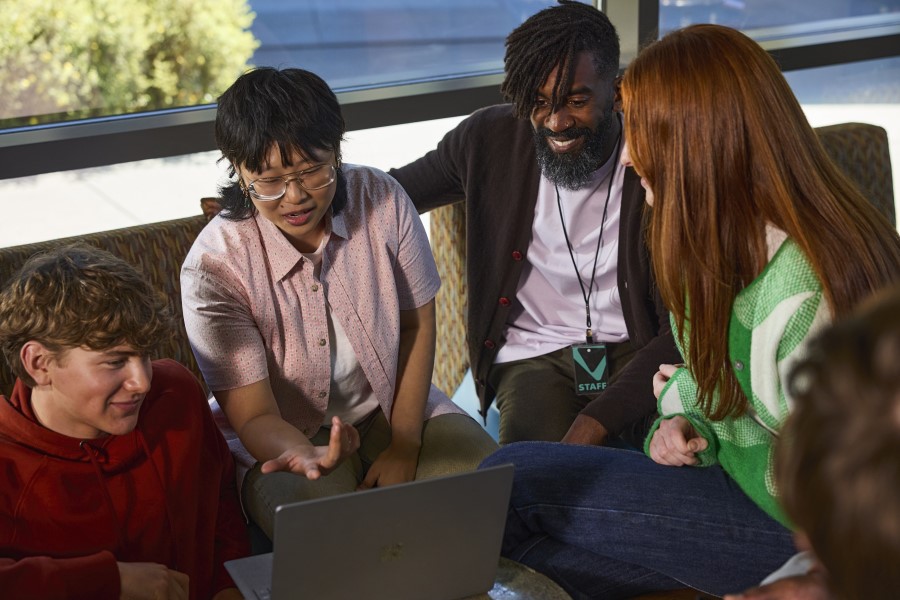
[318,391,327,399]
[483,339,496,350]
[311,284,319,292]
[734,360,744,371]
[511,250,523,261]
[318,338,327,346]
[498,297,511,307]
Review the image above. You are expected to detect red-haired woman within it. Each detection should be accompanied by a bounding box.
[482,24,900,599]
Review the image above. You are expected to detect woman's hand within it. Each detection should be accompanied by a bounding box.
[652,363,682,399]
[261,417,359,479]
[358,439,420,490]
[648,415,708,466]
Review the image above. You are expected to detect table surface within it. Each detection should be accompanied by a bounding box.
[464,557,572,600]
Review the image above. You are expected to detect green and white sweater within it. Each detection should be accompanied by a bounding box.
[645,233,831,527]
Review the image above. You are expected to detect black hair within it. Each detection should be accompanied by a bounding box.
[502,0,620,119]
[214,67,347,220]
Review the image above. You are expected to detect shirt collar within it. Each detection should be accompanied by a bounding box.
[253,206,349,281]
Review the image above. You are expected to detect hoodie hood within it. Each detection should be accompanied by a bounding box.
[0,378,147,471]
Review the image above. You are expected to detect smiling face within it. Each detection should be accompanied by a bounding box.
[529,51,620,190]
[28,344,153,439]
[240,146,338,253]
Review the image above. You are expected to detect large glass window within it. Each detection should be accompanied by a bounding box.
[660,0,899,33]
[2,1,898,247]
[0,1,590,129]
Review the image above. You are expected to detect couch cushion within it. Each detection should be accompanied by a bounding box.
[0,215,208,396]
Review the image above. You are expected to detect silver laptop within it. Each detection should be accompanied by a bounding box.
[226,464,515,600]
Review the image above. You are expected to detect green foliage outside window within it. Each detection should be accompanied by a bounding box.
[0,0,259,125]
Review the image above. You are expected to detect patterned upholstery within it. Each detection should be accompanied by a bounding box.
[429,122,896,396]
[0,215,208,396]
[816,122,895,226]
[430,202,469,396]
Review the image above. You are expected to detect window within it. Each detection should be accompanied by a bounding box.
[1,0,898,246]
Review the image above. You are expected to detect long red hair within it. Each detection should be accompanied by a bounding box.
[622,24,900,419]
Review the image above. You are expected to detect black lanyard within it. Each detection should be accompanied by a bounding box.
[555,131,622,344]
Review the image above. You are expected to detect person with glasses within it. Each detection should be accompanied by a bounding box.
[180,67,498,542]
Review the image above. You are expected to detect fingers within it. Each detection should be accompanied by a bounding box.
[658,363,683,377]
[652,363,683,398]
[649,431,698,466]
[359,464,378,490]
[117,562,189,600]
[171,570,190,600]
[261,449,321,480]
[652,371,668,399]
[649,417,704,466]
[687,437,708,453]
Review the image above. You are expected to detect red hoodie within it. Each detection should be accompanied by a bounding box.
[0,359,250,600]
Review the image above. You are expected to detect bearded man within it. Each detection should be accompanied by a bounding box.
[390,0,680,446]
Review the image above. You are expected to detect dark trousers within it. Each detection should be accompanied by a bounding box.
[489,341,641,445]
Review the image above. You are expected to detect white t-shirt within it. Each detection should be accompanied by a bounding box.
[302,243,380,426]
[495,147,629,364]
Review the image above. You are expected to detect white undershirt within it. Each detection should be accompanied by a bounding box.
[495,148,629,364]
[301,244,380,427]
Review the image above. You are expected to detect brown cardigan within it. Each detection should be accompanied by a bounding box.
[390,104,681,438]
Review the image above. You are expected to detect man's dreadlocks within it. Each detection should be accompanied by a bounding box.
[501,1,620,119]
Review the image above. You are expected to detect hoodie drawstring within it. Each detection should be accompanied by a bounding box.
[79,440,126,551]
[136,430,182,572]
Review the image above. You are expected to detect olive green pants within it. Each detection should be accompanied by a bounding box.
[489,341,639,445]
[242,411,499,541]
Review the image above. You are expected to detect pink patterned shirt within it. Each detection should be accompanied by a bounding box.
[181,165,462,438]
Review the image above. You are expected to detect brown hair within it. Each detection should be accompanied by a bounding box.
[622,24,900,419]
[0,244,173,386]
[778,286,900,599]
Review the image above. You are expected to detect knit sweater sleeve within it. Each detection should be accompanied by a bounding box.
[0,551,120,600]
[643,366,720,466]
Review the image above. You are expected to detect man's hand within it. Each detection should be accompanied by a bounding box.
[561,414,609,446]
[118,562,189,600]
[723,573,832,600]
[358,439,419,490]
[648,415,707,466]
[261,417,359,479]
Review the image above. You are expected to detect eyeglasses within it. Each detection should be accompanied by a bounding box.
[243,163,337,201]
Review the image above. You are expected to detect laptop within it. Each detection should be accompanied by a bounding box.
[225,464,515,600]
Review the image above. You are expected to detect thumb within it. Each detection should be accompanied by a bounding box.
[260,455,288,474]
[687,437,708,453]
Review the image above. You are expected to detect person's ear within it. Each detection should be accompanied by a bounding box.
[20,341,55,386]
[613,76,623,112]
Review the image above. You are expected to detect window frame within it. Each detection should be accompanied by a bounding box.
[1,0,898,181]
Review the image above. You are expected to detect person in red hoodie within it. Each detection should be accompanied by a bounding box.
[0,244,250,600]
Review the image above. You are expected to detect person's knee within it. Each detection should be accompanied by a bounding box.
[478,441,542,470]
[416,413,498,478]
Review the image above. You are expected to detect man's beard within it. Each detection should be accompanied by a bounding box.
[532,113,616,191]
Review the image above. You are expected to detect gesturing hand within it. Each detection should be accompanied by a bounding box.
[648,415,708,466]
[118,562,188,600]
[261,417,360,479]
